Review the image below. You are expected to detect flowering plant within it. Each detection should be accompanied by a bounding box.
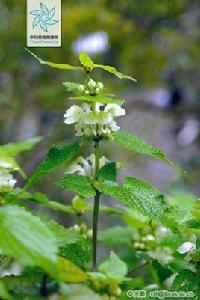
[0,51,199,299]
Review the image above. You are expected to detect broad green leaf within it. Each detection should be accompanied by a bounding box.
[95,177,167,220]
[98,162,117,182]
[0,205,57,271]
[26,48,81,71]
[25,141,81,189]
[56,256,87,283]
[56,175,96,198]
[98,251,127,282]
[111,131,174,166]
[94,64,137,82]
[60,236,92,268]
[63,82,82,93]
[172,269,199,295]
[59,284,101,300]
[0,137,42,157]
[79,51,94,68]
[70,94,124,105]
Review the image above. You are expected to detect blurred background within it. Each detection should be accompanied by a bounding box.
[0,0,200,225]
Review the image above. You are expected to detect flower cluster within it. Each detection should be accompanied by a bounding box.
[64,78,125,137]
[0,160,16,189]
[64,102,125,137]
[65,154,108,177]
[79,79,104,95]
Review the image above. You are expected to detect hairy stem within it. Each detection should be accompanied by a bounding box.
[92,138,100,271]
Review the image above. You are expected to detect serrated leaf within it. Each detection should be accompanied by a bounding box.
[172,269,199,296]
[0,137,41,157]
[94,64,137,82]
[63,82,82,93]
[25,141,81,189]
[60,236,92,268]
[98,162,117,182]
[56,175,96,198]
[26,49,81,71]
[70,94,124,105]
[79,52,94,68]
[56,256,87,283]
[95,177,167,220]
[99,251,127,282]
[112,131,174,167]
[0,205,57,271]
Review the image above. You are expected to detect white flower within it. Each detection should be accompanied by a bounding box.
[88,79,96,89]
[66,154,109,177]
[0,169,17,188]
[64,101,125,137]
[64,105,83,124]
[177,235,196,254]
[96,82,104,90]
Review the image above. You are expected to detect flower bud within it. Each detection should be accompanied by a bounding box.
[88,79,96,89]
[97,82,104,90]
[79,84,85,92]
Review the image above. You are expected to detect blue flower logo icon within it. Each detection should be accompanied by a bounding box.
[30,2,58,32]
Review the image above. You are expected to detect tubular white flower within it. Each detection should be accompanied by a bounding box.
[64,105,83,124]
[105,103,126,117]
[96,82,104,90]
[88,79,96,89]
[66,154,109,177]
[177,235,196,254]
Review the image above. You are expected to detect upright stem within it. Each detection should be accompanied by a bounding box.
[92,138,100,271]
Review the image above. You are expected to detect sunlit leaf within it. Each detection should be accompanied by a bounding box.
[56,175,96,198]
[25,141,81,189]
[26,49,81,71]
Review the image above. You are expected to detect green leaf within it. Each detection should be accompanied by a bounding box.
[172,269,199,295]
[95,177,167,220]
[25,141,81,189]
[60,236,92,268]
[98,251,127,282]
[0,137,42,157]
[112,131,174,166]
[0,282,13,300]
[98,162,117,182]
[26,48,81,71]
[94,64,137,82]
[79,51,94,68]
[56,175,96,198]
[151,259,173,283]
[0,205,57,271]
[56,256,87,283]
[70,94,124,105]
[63,82,82,93]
